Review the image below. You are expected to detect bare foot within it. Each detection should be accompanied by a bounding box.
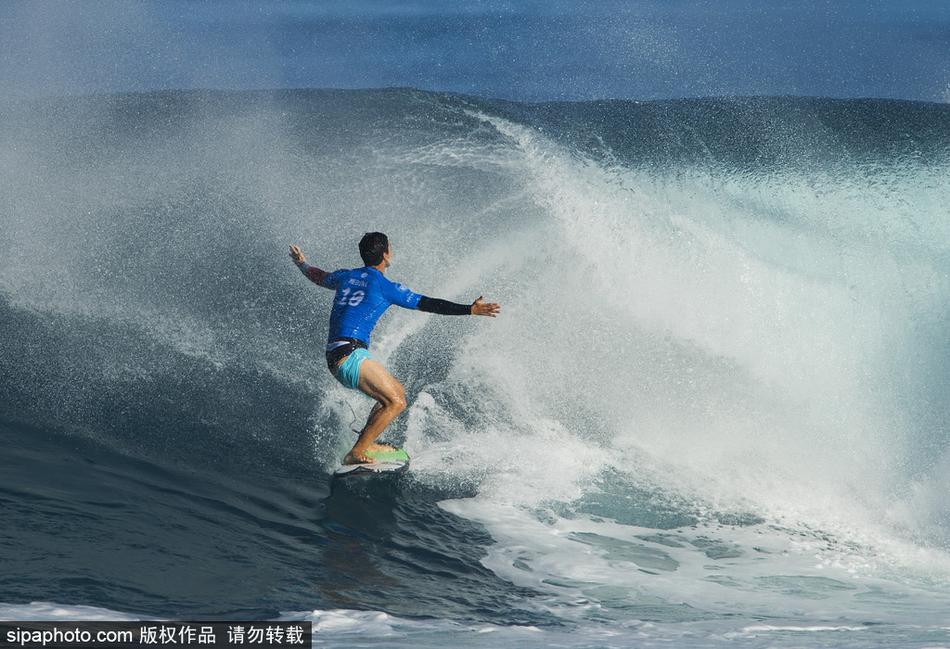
[343,450,373,465]
[368,443,397,453]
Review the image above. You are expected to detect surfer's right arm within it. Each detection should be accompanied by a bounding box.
[289,244,334,289]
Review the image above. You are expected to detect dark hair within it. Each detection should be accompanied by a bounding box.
[359,232,389,266]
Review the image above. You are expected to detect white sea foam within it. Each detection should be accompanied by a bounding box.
[0,602,140,621]
[396,108,950,631]
[4,601,948,648]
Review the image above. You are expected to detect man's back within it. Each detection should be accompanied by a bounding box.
[323,266,421,345]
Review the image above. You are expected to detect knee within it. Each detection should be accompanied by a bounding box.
[387,389,407,413]
[392,395,407,414]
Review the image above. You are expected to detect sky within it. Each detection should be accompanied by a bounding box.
[1,0,949,102]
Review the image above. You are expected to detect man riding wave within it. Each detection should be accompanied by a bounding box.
[290,232,501,465]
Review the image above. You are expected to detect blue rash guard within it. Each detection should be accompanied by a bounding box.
[321,266,421,344]
[297,263,421,344]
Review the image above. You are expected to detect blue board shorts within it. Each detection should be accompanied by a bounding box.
[331,347,371,389]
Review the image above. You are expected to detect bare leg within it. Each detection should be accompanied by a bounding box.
[363,402,397,453]
[342,359,407,464]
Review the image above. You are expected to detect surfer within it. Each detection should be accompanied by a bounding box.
[290,233,500,465]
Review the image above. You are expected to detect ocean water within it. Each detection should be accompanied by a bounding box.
[2,88,950,647]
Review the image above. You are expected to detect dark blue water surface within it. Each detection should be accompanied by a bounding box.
[0,414,546,623]
[2,1,950,102]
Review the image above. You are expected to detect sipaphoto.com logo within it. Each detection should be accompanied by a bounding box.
[0,621,311,649]
[4,624,125,647]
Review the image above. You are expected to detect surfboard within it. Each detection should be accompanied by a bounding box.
[332,447,410,478]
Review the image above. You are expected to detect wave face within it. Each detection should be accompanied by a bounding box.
[2,89,950,646]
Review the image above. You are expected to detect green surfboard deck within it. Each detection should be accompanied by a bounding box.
[332,447,410,478]
[363,447,410,462]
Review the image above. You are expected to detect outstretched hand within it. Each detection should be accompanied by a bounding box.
[289,244,306,265]
[471,296,501,317]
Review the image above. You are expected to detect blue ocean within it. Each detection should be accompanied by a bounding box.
[2,87,950,647]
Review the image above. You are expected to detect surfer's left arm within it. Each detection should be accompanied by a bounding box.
[289,244,334,289]
[382,276,500,316]
[418,295,501,317]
